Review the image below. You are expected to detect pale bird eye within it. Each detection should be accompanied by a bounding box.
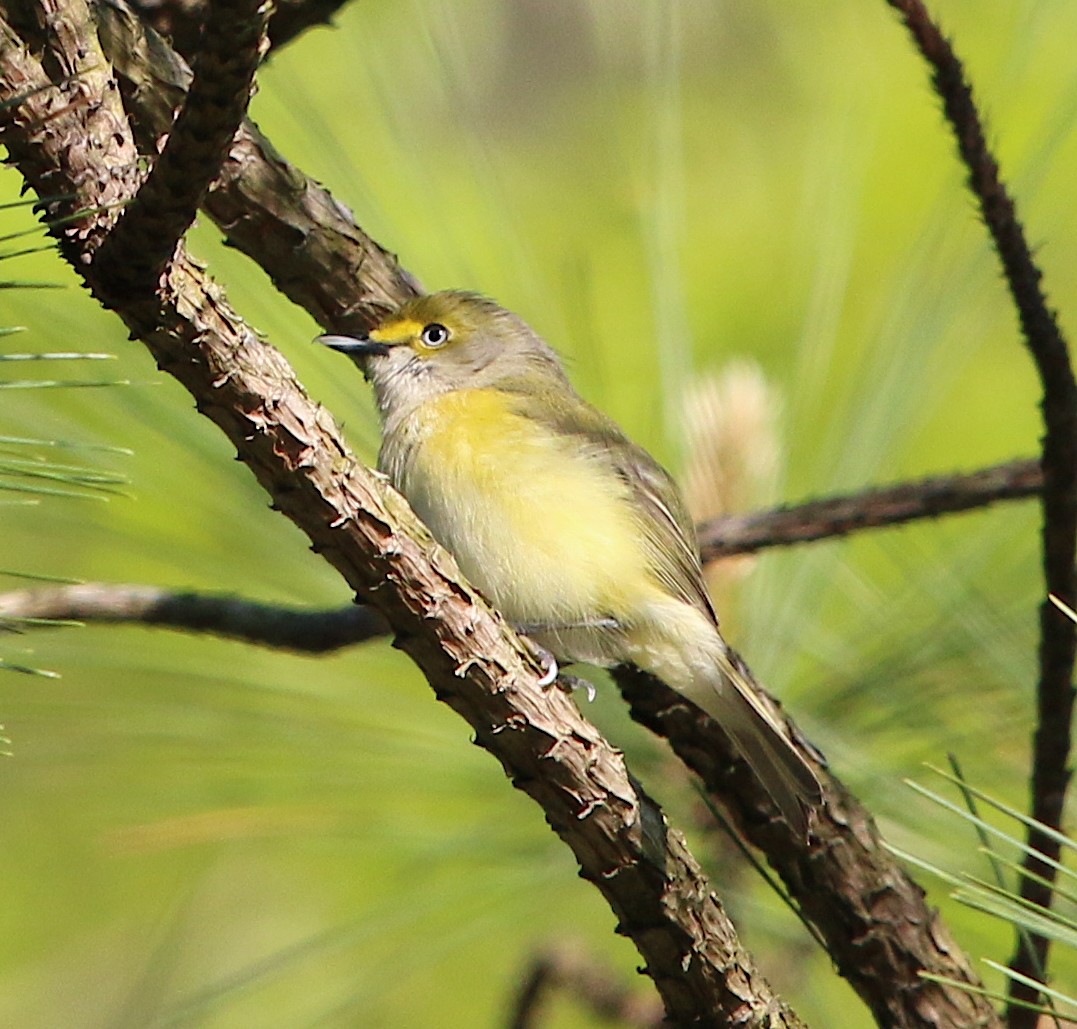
[421,322,450,348]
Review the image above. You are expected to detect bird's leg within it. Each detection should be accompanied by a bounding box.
[514,628,601,702]
[514,617,621,634]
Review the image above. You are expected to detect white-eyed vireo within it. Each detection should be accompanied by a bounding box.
[319,291,821,832]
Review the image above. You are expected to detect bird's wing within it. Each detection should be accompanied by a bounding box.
[609,443,718,626]
[507,384,718,627]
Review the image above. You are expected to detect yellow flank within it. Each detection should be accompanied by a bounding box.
[400,388,656,626]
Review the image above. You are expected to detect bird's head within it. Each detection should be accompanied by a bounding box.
[318,291,568,417]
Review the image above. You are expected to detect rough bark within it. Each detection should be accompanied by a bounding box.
[617,666,1001,1029]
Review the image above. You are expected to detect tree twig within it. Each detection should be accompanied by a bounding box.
[507,944,664,1029]
[698,457,1040,560]
[884,3,1077,1023]
[0,583,387,650]
[92,0,270,301]
[0,454,1042,654]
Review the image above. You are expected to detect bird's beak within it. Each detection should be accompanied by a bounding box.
[315,333,391,357]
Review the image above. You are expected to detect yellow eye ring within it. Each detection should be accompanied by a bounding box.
[421,323,451,348]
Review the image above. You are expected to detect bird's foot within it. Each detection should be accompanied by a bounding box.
[519,637,560,686]
[536,649,559,687]
[517,636,597,701]
[557,673,597,703]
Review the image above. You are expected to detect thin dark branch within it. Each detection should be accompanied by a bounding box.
[507,945,664,1029]
[92,0,270,301]
[0,583,387,650]
[0,456,1042,654]
[884,3,1077,1023]
[698,458,1040,561]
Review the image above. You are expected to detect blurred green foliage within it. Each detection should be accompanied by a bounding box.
[1,0,1076,1024]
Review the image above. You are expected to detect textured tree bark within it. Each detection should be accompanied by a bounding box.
[617,666,1002,1029]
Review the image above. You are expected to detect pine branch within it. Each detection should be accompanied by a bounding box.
[698,458,1040,560]
[0,10,808,1024]
[0,4,1011,1025]
[884,3,1077,1023]
[92,0,270,301]
[0,582,387,650]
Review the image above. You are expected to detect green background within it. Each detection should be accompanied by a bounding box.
[1,0,1074,1024]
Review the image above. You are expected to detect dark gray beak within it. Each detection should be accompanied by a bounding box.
[315,334,391,357]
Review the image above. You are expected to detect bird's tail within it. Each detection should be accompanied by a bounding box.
[622,602,822,833]
[711,650,822,836]
[722,690,820,835]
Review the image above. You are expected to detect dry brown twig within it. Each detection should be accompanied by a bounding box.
[0,457,1041,648]
[507,944,665,1029]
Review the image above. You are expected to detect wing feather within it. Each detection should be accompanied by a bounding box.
[505,383,717,626]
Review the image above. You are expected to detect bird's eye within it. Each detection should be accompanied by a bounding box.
[421,323,450,348]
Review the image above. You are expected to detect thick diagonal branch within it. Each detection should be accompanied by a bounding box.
[885,4,1077,1022]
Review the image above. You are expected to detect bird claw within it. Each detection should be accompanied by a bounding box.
[536,651,559,686]
[558,673,597,702]
[520,637,559,686]
[516,634,596,700]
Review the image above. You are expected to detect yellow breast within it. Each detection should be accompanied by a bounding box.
[391,388,654,626]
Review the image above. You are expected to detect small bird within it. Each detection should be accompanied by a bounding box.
[319,291,821,833]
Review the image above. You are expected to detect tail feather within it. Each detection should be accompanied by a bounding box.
[619,601,822,833]
[676,660,822,833]
[725,704,820,836]
[718,661,822,835]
